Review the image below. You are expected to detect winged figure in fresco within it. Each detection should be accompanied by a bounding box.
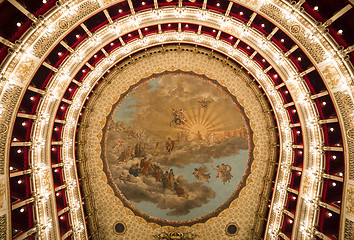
[212,163,233,184]
[196,99,212,109]
[170,108,187,127]
[193,166,211,183]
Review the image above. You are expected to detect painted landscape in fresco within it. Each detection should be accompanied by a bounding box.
[103,74,251,222]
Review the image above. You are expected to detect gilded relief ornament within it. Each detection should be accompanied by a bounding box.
[0,182,4,209]
[322,65,341,88]
[153,229,197,240]
[301,175,312,198]
[346,187,354,215]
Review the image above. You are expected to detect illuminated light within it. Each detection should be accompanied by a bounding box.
[339,172,343,177]
[51,147,56,151]
[322,101,327,106]
[314,6,318,11]
[292,109,297,113]
[246,46,250,50]
[297,171,301,176]
[297,57,302,61]
[68,88,72,92]
[338,29,343,35]
[216,2,220,7]
[60,106,65,110]
[332,155,337,159]
[20,208,25,213]
[212,29,216,33]
[229,36,233,39]
[284,90,288,94]
[298,150,303,155]
[168,24,171,27]
[292,196,296,200]
[274,74,278,78]
[296,130,301,135]
[289,219,293,224]
[262,59,266,62]
[60,216,64,220]
[10,166,13,171]
[258,85,262,88]
[56,192,60,196]
[13,138,18,141]
[144,27,148,31]
[54,168,58,173]
[22,122,26,126]
[30,96,35,101]
[332,182,337,187]
[261,23,265,28]
[240,11,244,15]
[142,2,146,5]
[17,22,21,27]
[79,112,82,116]
[328,212,332,217]
[86,97,90,100]
[280,38,285,43]
[58,52,63,56]
[17,149,22,154]
[329,127,334,132]
[54,127,58,132]
[128,33,132,37]
[76,34,80,39]
[18,179,22,184]
[118,9,123,13]
[82,69,86,73]
[185,24,189,28]
[268,204,271,207]
[94,55,97,58]
[43,0,47,3]
[110,42,114,46]
[107,70,110,73]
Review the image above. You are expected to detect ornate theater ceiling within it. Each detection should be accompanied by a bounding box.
[0,0,353,239]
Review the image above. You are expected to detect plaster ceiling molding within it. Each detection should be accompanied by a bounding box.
[76,44,278,239]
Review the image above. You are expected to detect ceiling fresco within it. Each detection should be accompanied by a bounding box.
[101,73,253,225]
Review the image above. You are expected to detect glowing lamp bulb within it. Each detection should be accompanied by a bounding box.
[20,208,25,213]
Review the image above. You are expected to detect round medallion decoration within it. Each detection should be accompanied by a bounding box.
[225,222,239,236]
[58,20,69,29]
[102,72,253,226]
[113,221,126,234]
[290,25,301,34]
